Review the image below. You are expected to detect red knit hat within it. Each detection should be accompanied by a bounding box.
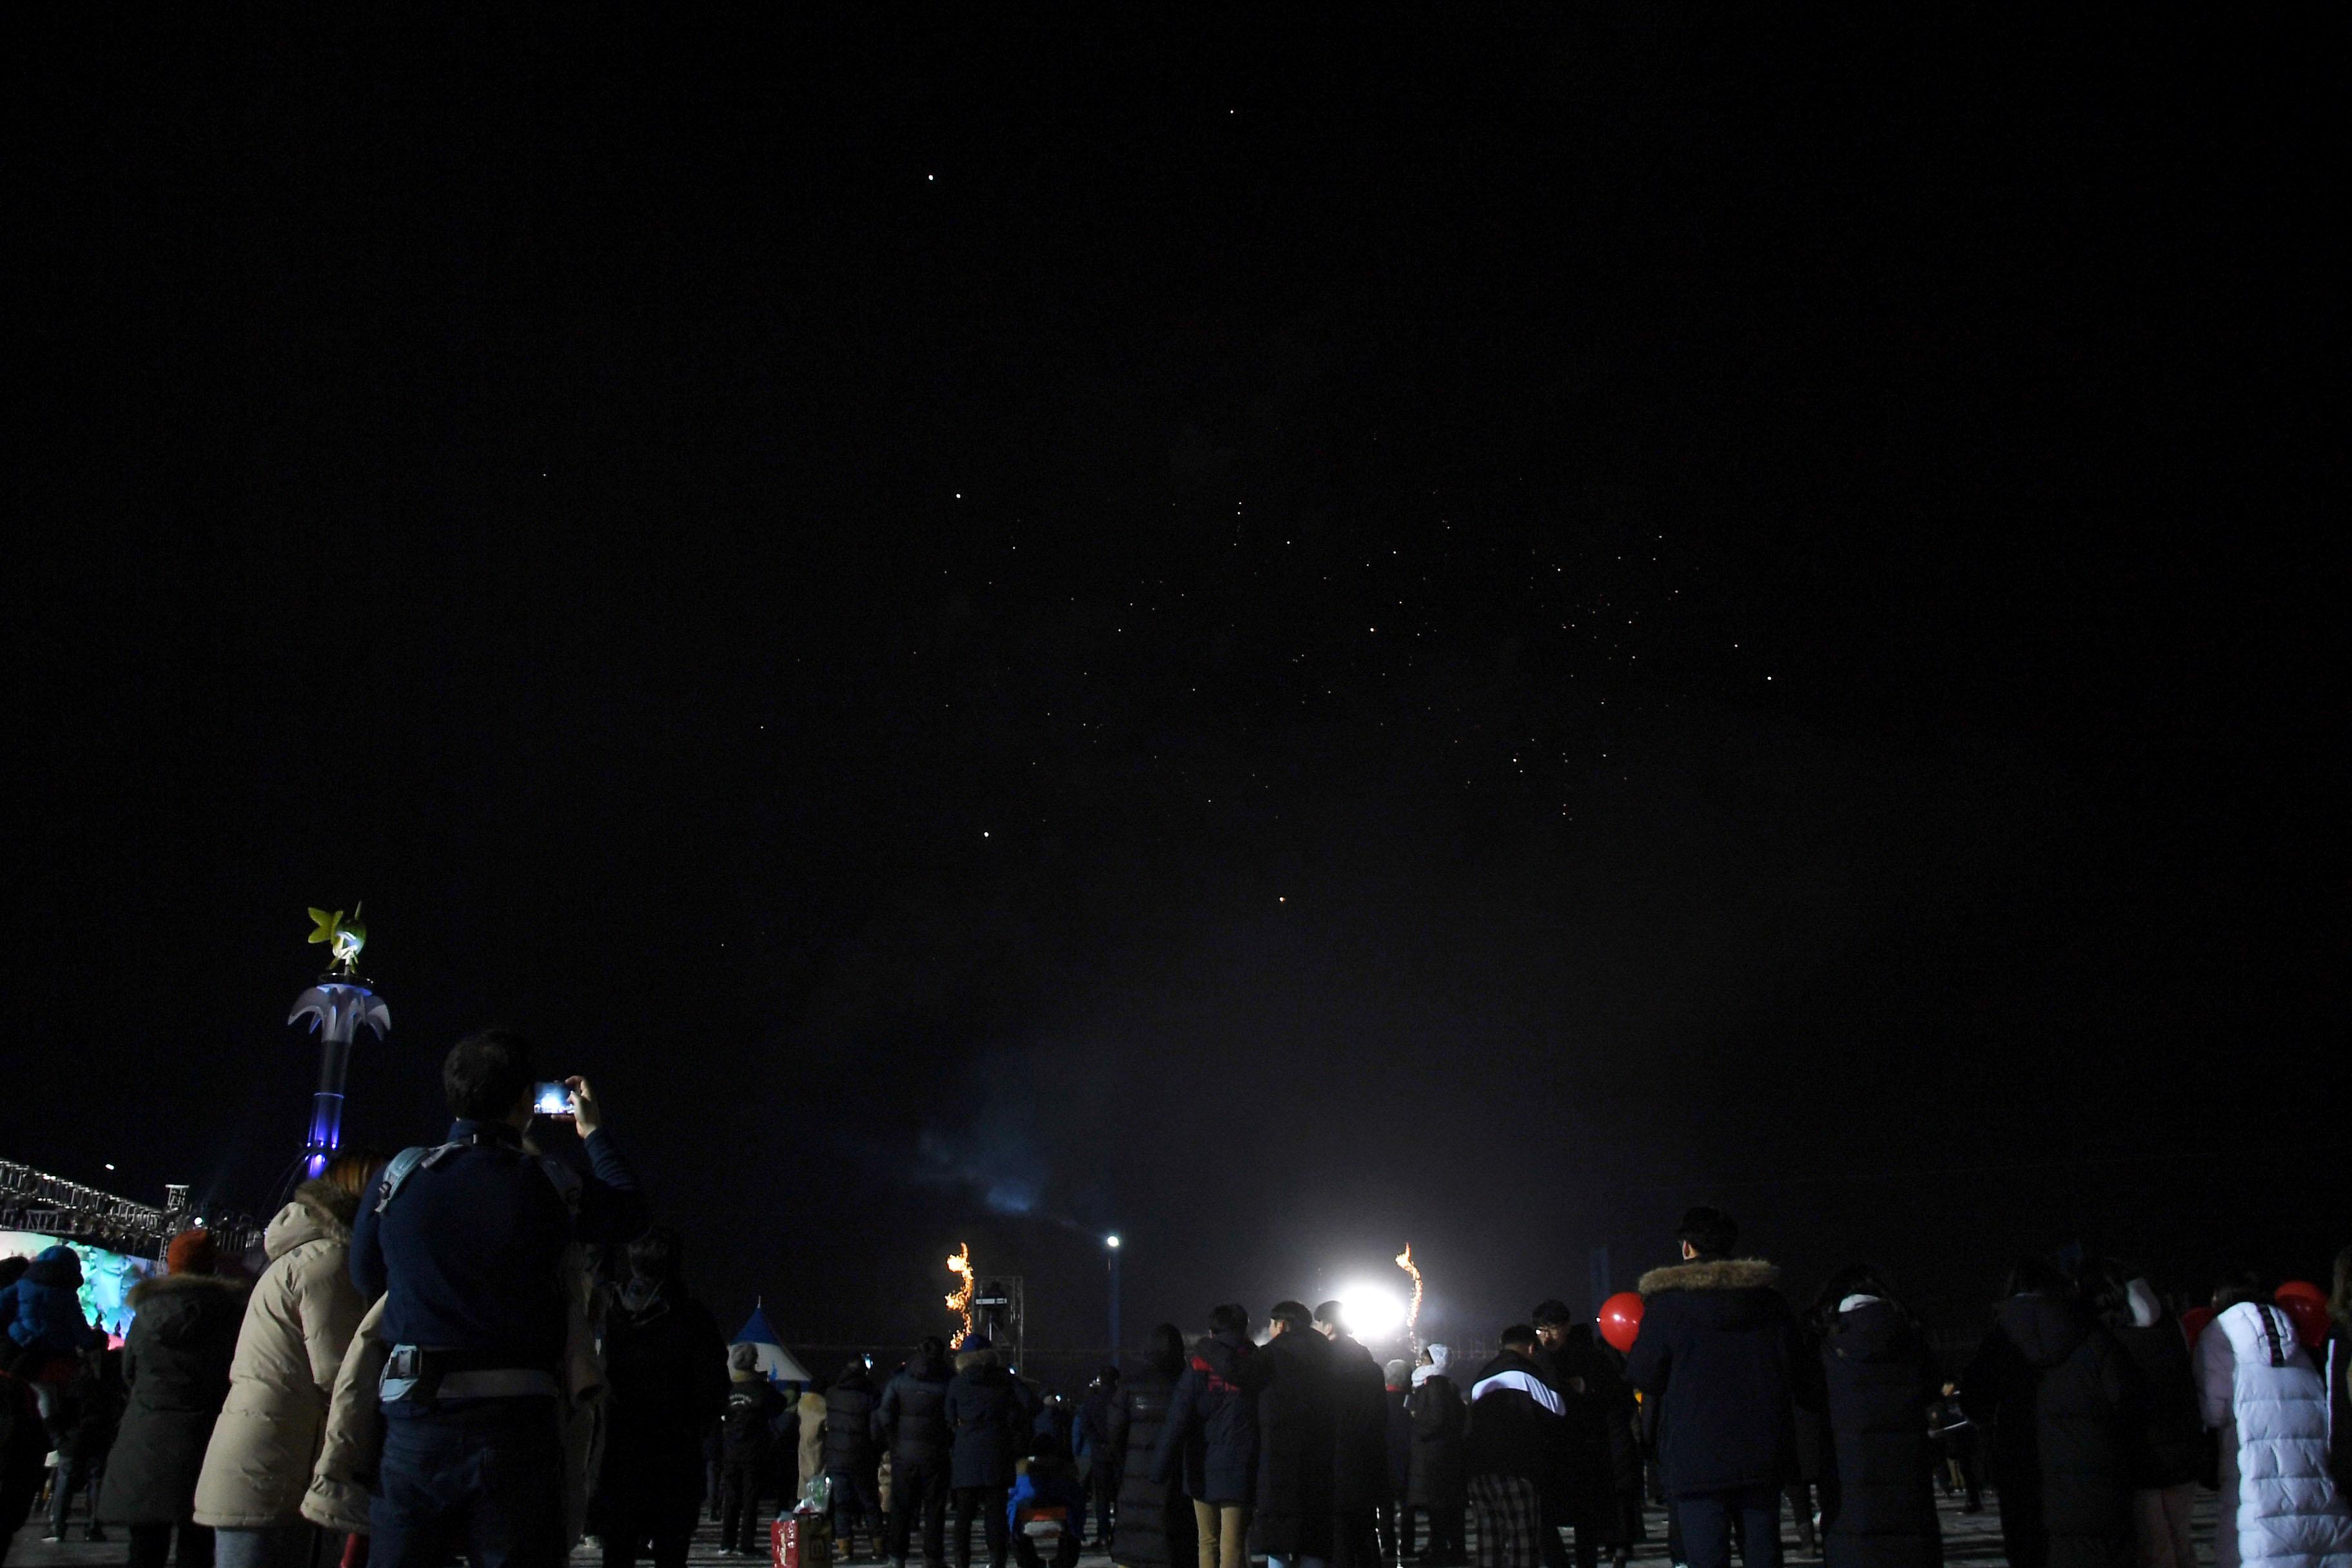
[165,1228,218,1276]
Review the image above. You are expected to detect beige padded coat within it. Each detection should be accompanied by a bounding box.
[193,1182,367,1529]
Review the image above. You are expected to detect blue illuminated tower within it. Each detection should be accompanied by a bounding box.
[289,907,389,1177]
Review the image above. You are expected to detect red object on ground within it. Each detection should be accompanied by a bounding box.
[2179,1304,2215,1346]
[774,1513,832,1568]
[1598,1291,1645,1353]
[2273,1281,2328,1349]
[340,1532,370,1568]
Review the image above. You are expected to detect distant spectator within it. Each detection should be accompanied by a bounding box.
[945,1335,1039,1568]
[1076,1367,1122,1547]
[1805,1266,1942,1568]
[877,1337,956,1568]
[1110,1324,1197,1568]
[1315,1300,1392,1568]
[2087,1266,2205,1568]
[1408,1345,1468,1566]
[591,1228,730,1568]
[717,1345,785,1556]
[828,1355,885,1561]
[1380,1358,1413,1565]
[1153,1304,1259,1568]
[1251,1302,1337,1568]
[44,1346,124,1543]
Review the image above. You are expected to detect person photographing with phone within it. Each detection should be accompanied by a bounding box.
[350,1029,649,1568]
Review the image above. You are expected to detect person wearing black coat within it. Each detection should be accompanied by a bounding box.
[1959,1260,2137,1568]
[828,1359,887,1561]
[1533,1303,1616,1568]
[591,1230,732,1568]
[2093,1269,2204,1568]
[98,1233,248,1568]
[877,1339,957,1568]
[1252,1303,1338,1568]
[718,1347,787,1556]
[1465,1328,1565,1568]
[1380,1360,1413,1565]
[1110,1326,1199,1568]
[1561,1328,1643,1566]
[945,1338,1039,1568]
[1,1363,47,1568]
[1315,1302,1393,1568]
[1806,1268,1943,1568]
[1408,1347,1469,1566]
[1152,1305,1259,1568]
[1622,1207,1812,1568]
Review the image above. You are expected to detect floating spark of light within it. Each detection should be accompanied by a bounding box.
[1395,1243,1425,1351]
[945,1244,976,1348]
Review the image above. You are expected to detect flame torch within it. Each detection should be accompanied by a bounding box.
[1395,1243,1425,1354]
[945,1243,977,1348]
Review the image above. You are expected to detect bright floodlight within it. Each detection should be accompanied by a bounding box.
[1338,1284,1406,1341]
[1106,1234,1121,1249]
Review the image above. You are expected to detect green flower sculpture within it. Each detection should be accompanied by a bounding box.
[306,904,368,976]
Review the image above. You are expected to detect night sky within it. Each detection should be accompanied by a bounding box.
[12,13,2342,1357]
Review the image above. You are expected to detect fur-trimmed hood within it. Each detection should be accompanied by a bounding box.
[954,1346,1004,1375]
[1638,1257,1780,1295]
[127,1269,247,1348]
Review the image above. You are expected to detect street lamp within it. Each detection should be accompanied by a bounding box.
[1105,1234,1122,1362]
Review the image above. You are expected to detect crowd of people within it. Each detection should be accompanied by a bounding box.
[2,1034,2349,1568]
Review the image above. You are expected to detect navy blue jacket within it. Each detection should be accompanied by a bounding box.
[1814,1298,1944,1568]
[349,1119,645,1384]
[945,1354,1037,1489]
[1153,1329,1259,1506]
[876,1349,956,1467]
[1623,1257,1812,1498]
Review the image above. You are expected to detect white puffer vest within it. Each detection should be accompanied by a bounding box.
[2195,1300,2352,1568]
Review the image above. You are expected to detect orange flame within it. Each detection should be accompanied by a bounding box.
[1395,1244,1424,1345]
[945,1243,976,1348]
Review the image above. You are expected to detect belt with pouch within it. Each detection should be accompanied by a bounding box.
[382,1344,562,1405]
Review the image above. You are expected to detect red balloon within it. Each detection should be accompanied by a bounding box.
[2274,1282,2328,1349]
[1598,1291,1645,1353]
[2179,1305,2215,1347]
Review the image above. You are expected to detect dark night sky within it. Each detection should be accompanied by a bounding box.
[10,12,2344,1358]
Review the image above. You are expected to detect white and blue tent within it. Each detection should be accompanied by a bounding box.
[732,1302,814,1389]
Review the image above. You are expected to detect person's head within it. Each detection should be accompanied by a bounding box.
[1809,1263,1901,1332]
[839,1356,868,1384]
[166,1228,218,1277]
[1676,1206,1738,1262]
[1268,1300,1313,1339]
[627,1226,680,1284]
[318,1147,391,1206]
[1148,1322,1187,1380]
[1531,1298,1573,1348]
[443,1028,538,1124]
[1499,1323,1539,1356]
[2211,1270,2270,1311]
[1312,1300,1347,1340]
[730,1344,761,1378]
[1209,1302,1250,1338]
[918,1335,946,1364]
[2332,1245,2352,1329]
[2003,1255,2070,1301]
[1384,1358,1412,1390]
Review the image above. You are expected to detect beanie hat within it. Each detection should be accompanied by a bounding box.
[166,1228,219,1276]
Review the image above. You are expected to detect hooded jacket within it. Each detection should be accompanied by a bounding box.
[1154,1328,1259,1506]
[97,1271,249,1525]
[825,1364,881,1476]
[2108,1281,2208,1491]
[4,1246,103,1354]
[2194,1300,2352,1568]
[1464,1348,1563,1482]
[193,1182,368,1529]
[945,1349,1037,1489]
[1252,1327,1337,1558]
[1623,1257,1810,1497]
[877,1348,956,1469]
[1814,1297,1944,1568]
[1407,1346,1467,1510]
[1114,1348,1198,1568]
[1961,1291,2135,1568]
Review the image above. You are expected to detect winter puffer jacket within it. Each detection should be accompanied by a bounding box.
[1253,1328,1337,1558]
[945,1351,1037,1489]
[877,1349,955,1468]
[2109,1284,2207,1491]
[1113,1358,1196,1568]
[593,1279,730,1521]
[193,1182,368,1528]
[1329,1333,1392,1510]
[4,1246,104,1354]
[2194,1300,2352,1568]
[1961,1292,2135,1568]
[825,1366,881,1476]
[1624,1257,1812,1498]
[1155,1329,1259,1506]
[97,1273,249,1525]
[1814,1298,1944,1568]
